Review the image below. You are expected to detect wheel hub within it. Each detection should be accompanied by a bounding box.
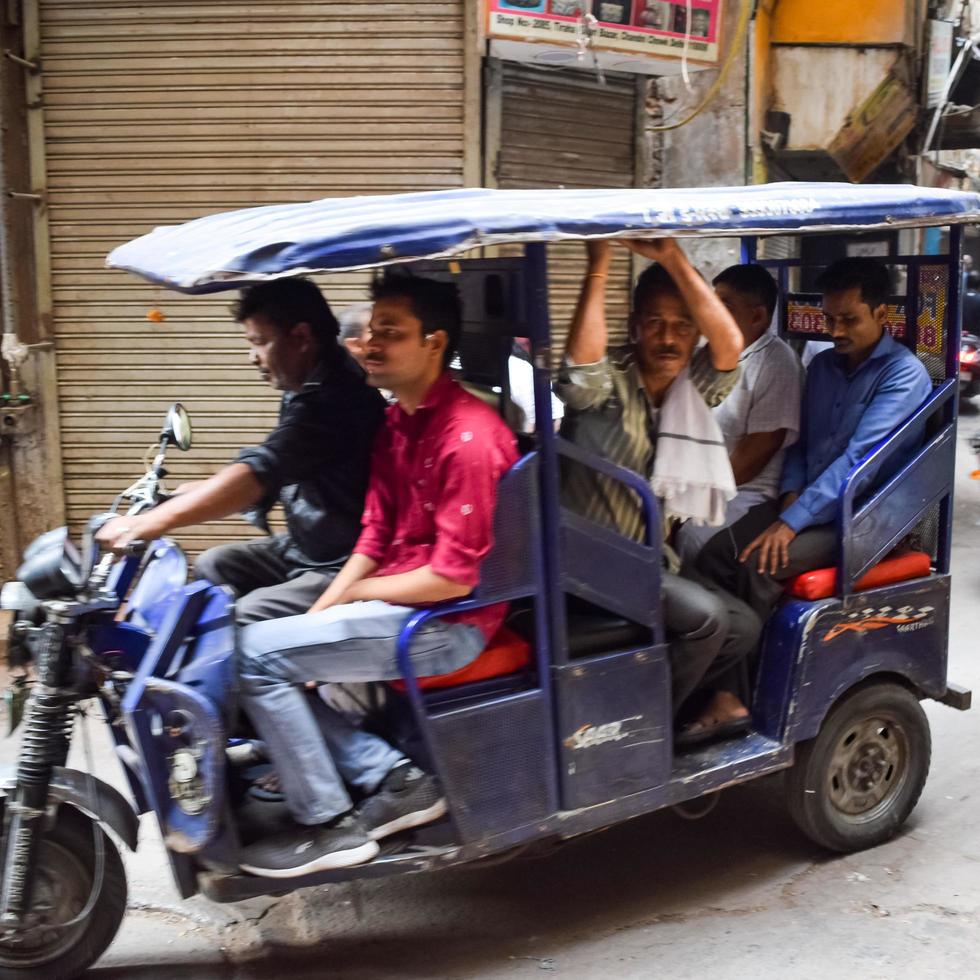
[0,837,89,964]
[827,715,909,818]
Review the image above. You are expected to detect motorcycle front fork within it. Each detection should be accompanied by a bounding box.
[0,614,76,927]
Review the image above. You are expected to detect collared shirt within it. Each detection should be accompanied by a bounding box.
[354,373,519,640]
[236,349,387,567]
[714,329,804,499]
[779,331,933,533]
[555,343,739,544]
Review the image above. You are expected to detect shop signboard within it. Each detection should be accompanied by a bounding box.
[487,1,723,73]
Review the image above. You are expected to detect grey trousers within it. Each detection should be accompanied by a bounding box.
[194,535,337,625]
[695,500,838,622]
[239,601,486,825]
[663,570,762,716]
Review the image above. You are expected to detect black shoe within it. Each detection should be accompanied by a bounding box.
[358,763,448,840]
[239,813,379,879]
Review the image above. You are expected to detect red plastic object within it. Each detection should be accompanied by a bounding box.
[389,625,532,692]
[783,551,931,600]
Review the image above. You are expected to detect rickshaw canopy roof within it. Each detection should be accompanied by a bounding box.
[106,182,980,294]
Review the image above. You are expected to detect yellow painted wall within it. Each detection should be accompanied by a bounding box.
[750,1,777,183]
[771,0,908,45]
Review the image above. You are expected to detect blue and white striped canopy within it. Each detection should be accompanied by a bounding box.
[106,182,980,293]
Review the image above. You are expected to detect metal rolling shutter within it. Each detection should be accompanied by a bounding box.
[37,0,466,554]
[493,63,638,361]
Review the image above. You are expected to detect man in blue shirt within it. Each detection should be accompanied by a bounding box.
[696,257,932,620]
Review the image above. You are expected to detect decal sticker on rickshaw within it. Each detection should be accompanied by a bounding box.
[786,296,907,340]
[821,605,935,642]
[564,715,643,750]
[916,264,947,357]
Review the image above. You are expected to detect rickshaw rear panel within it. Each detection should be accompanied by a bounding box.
[755,575,951,745]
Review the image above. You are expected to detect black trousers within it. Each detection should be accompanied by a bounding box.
[663,570,762,717]
[695,500,838,623]
[194,534,337,625]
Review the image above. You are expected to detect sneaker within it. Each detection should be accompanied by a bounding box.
[239,813,379,879]
[357,762,448,840]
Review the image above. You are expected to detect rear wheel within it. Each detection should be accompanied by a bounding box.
[0,807,127,980]
[785,682,931,853]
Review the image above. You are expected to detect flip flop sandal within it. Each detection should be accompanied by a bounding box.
[674,714,751,749]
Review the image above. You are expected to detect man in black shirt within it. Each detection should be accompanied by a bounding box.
[97,279,386,623]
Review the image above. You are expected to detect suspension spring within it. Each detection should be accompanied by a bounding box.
[16,620,76,793]
[15,692,75,788]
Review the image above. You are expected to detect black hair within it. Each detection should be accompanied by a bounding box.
[712,263,779,320]
[370,271,463,368]
[815,258,892,312]
[232,278,339,347]
[632,262,682,313]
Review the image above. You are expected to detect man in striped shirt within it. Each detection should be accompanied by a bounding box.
[556,239,760,744]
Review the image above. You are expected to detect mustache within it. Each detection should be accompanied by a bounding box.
[651,344,683,357]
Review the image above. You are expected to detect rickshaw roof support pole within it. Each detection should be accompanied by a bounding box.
[938,224,963,575]
[740,236,757,265]
[523,242,569,666]
[947,225,964,385]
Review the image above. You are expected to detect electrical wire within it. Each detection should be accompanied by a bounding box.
[681,0,694,92]
[648,0,753,133]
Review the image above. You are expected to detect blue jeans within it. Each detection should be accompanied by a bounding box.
[239,600,486,825]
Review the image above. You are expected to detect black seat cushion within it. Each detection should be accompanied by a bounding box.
[564,610,651,657]
[508,599,651,659]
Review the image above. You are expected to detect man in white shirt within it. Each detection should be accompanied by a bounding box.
[677,264,803,565]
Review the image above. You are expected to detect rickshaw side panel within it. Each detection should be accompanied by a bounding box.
[554,647,671,810]
[752,597,831,741]
[426,690,554,841]
[766,577,951,745]
[844,422,956,579]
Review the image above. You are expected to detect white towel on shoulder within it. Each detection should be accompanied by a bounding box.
[651,367,736,527]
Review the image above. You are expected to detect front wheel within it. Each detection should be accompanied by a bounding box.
[784,682,931,853]
[0,807,127,980]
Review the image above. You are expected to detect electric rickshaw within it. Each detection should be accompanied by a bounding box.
[0,181,976,979]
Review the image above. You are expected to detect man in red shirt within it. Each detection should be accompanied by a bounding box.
[238,273,518,879]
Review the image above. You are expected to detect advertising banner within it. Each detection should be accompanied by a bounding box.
[488,1,723,68]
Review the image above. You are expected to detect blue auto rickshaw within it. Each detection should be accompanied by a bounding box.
[0,181,975,979]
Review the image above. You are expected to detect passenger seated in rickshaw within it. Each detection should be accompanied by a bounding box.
[236,272,518,879]
[556,238,760,745]
[341,297,561,432]
[697,257,933,621]
[96,280,386,624]
[676,264,804,566]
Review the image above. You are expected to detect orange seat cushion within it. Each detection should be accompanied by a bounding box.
[389,626,532,692]
[783,551,931,601]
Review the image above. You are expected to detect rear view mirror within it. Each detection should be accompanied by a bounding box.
[161,403,193,452]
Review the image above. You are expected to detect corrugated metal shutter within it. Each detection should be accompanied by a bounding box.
[37,0,467,554]
[492,62,638,361]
